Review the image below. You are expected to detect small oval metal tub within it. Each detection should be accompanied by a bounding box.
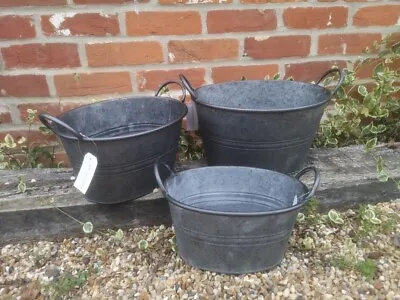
[39,81,187,204]
[154,162,320,274]
[179,68,343,174]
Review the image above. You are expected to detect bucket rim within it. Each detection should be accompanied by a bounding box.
[50,95,188,142]
[162,166,313,217]
[191,80,332,113]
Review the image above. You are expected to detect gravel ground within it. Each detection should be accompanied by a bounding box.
[1,200,399,300]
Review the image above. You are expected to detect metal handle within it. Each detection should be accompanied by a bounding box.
[179,74,196,99]
[155,80,186,103]
[294,166,320,201]
[154,159,175,196]
[315,68,344,96]
[39,113,84,140]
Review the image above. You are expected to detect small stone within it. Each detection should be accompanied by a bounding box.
[395,199,400,210]
[393,234,400,248]
[366,252,384,259]
[44,267,60,279]
[0,287,9,296]
[6,266,14,274]
[138,290,149,300]
[82,256,90,265]
[373,281,384,290]
[283,288,290,297]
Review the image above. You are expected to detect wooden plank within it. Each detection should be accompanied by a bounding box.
[0,145,399,244]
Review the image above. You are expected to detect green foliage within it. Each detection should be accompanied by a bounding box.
[138,225,167,251]
[333,255,377,281]
[298,198,321,225]
[0,109,58,169]
[47,270,88,298]
[328,209,345,225]
[331,238,377,281]
[355,259,377,281]
[315,35,400,149]
[314,34,400,187]
[355,204,397,237]
[82,222,94,234]
[169,235,178,253]
[178,128,204,161]
[17,176,27,193]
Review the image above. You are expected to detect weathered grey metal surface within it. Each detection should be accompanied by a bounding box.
[0,145,399,244]
[154,164,319,274]
[179,69,344,174]
[38,80,187,204]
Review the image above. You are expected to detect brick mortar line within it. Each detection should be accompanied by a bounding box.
[0,2,394,15]
[310,35,318,57]
[8,103,24,125]
[32,15,43,39]
[0,27,394,50]
[46,76,58,97]
[118,11,127,36]
[200,10,207,35]
[0,51,4,71]
[77,44,88,67]
[0,53,382,76]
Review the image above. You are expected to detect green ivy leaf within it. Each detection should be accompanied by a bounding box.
[0,162,8,169]
[335,86,345,99]
[326,137,339,146]
[17,177,26,193]
[376,124,386,134]
[373,63,385,77]
[362,209,375,220]
[296,213,306,222]
[377,173,389,182]
[361,123,373,136]
[273,73,280,80]
[4,134,16,149]
[364,138,377,151]
[115,229,124,241]
[358,85,368,97]
[138,240,149,250]
[328,209,344,225]
[169,236,178,253]
[82,222,93,234]
[369,217,382,225]
[376,156,384,173]
[361,107,369,117]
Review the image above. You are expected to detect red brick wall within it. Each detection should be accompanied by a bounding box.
[0,0,399,149]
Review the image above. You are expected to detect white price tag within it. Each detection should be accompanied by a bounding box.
[292,195,298,206]
[185,102,199,131]
[73,153,98,194]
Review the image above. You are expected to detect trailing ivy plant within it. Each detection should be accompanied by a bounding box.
[0,109,60,169]
[313,34,400,188]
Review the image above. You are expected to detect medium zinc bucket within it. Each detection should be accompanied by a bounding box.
[154,161,320,274]
[180,68,343,174]
[39,81,187,204]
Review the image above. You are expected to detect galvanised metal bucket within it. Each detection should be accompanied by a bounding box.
[154,161,320,274]
[39,81,187,204]
[180,69,343,174]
